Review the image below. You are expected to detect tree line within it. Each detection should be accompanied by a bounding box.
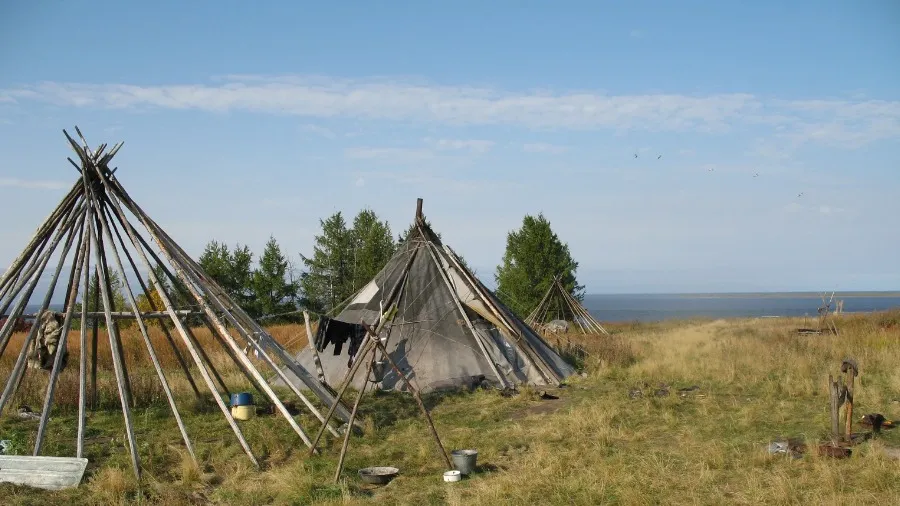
[85,209,582,324]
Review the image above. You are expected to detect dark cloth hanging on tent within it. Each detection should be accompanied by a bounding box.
[315,316,367,359]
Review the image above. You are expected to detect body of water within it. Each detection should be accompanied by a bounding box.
[582,293,900,323]
[12,293,900,324]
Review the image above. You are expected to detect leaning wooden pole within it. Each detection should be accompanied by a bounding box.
[0,210,85,414]
[333,347,378,483]
[363,321,452,469]
[89,269,100,409]
[101,204,202,400]
[0,200,85,359]
[97,181,259,468]
[0,183,81,293]
[94,203,198,464]
[111,182,352,423]
[89,221,142,479]
[33,215,90,454]
[77,220,91,459]
[308,338,378,455]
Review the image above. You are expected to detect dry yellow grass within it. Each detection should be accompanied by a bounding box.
[1,311,899,505]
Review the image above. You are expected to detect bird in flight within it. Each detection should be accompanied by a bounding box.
[657,155,662,160]
[707,167,714,172]
[634,153,638,159]
[753,173,759,178]
[797,192,804,198]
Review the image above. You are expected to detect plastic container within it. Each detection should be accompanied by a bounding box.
[451,449,478,475]
[443,470,461,482]
[230,392,254,407]
[231,405,255,421]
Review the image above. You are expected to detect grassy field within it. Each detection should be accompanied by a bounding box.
[1,311,899,505]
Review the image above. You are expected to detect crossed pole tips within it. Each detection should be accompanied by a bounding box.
[0,128,350,480]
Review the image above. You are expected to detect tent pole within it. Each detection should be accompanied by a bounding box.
[0,209,85,414]
[333,346,377,483]
[33,214,89,454]
[362,321,452,469]
[101,203,203,399]
[89,222,142,479]
[93,201,198,465]
[77,222,91,458]
[304,311,327,384]
[308,337,378,455]
[422,241,509,389]
[96,181,260,469]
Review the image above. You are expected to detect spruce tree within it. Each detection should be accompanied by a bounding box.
[197,240,255,312]
[495,213,583,316]
[349,209,395,292]
[252,236,297,319]
[301,212,353,313]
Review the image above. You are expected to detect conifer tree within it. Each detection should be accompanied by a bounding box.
[252,236,298,319]
[349,209,394,292]
[301,212,353,313]
[495,213,583,316]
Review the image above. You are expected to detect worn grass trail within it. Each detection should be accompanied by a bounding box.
[1,313,899,505]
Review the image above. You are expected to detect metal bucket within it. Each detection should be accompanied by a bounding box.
[450,449,478,475]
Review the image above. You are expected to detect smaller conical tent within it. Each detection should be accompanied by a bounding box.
[284,200,575,394]
[525,276,609,336]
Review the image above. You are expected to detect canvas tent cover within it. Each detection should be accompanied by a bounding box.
[283,220,575,393]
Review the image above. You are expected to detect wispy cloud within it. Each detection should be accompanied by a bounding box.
[0,178,69,190]
[358,169,521,194]
[523,142,569,154]
[299,123,337,139]
[425,138,494,153]
[2,75,898,147]
[783,202,847,215]
[344,147,433,162]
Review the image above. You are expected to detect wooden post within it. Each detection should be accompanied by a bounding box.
[96,177,260,469]
[77,226,91,458]
[34,219,90,454]
[333,347,377,483]
[362,321,452,469]
[842,359,858,442]
[90,225,142,479]
[308,338,377,455]
[90,270,99,409]
[828,374,844,442]
[304,311,326,384]
[416,198,423,220]
[422,241,509,389]
[93,206,198,464]
[102,211,202,400]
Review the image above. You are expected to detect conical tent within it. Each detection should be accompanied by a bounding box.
[285,200,575,394]
[526,276,609,336]
[0,129,349,480]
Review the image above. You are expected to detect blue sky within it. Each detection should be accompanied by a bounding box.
[1,1,898,293]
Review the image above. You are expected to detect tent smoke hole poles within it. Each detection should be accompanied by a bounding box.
[0,128,350,480]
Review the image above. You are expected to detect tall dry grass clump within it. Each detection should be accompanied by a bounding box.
[0,322,311,412]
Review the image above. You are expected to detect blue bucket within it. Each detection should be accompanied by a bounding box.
[230,392,254,407]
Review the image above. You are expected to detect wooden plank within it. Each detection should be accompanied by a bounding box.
[0,456,88,491]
